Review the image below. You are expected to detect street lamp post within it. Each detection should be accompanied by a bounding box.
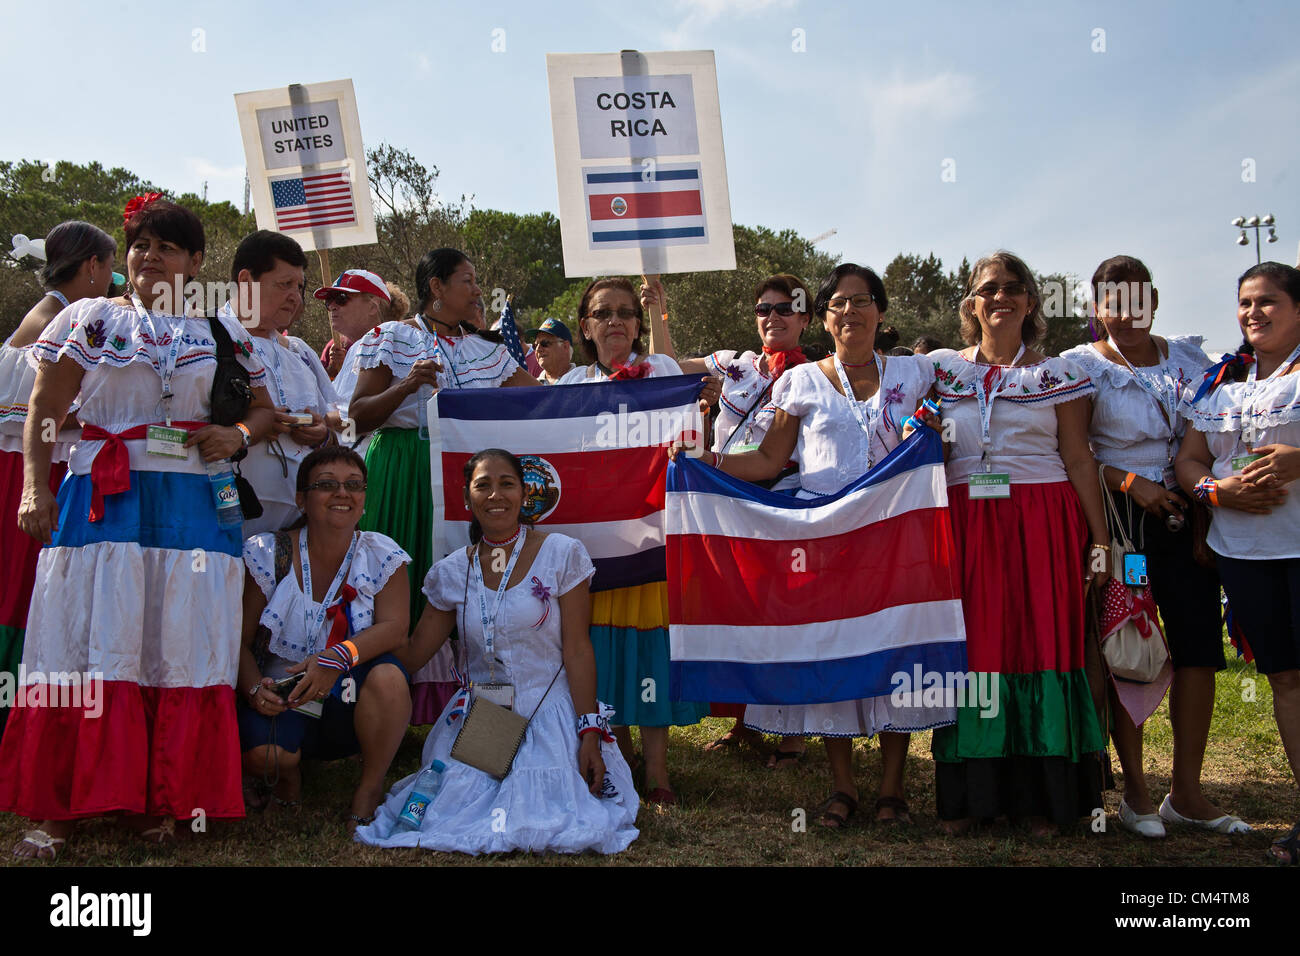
[1231,214,1279,264]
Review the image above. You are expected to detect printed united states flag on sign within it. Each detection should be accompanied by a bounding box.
[270,170,356,231]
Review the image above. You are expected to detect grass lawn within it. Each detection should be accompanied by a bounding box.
[2,640,1294,867]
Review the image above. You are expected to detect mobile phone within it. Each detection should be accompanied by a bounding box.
[285,413,314,426]
[270,672,306,700]
[1123,553,1149,588]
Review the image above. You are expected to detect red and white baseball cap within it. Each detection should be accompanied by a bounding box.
[313,269,391,303]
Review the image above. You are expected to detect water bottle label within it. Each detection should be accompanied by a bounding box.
[216,484,239,505]
[401,794,430,825]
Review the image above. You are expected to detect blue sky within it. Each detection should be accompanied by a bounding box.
[4,0,1297,350]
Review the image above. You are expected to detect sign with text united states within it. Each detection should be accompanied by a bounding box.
[234,78,377,252]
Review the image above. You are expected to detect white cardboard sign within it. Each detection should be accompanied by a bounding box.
[546,51,736,277]
[234,79,376,253]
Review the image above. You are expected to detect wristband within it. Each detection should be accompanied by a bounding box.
[1119,472,1137,493]
[1194,476,1218,506]
[315,643,355,674]
[575,712,615,743]
[234,422,252,447]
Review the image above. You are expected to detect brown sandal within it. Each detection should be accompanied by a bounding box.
[874,795,913,825]
[818,791,858,829]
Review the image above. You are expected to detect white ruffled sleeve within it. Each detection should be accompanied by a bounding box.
[242,532,281,601]
[771,363,814,418]
[29,299,106,371]
[555,535,597,596]
[352,532,412,598]
[706,350,739,377]
[423,549,469,612]
[354,321,424,379]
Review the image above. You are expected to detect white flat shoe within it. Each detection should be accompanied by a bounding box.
[1158,794,1251,834]
[1118,799,1166,838]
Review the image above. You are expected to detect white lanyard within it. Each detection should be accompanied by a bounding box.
[1241,340,1300,448]
[471,529,527,674]
[259,336,290,408]
[300,527,359,656]
[833,352,885,467]
[1105,340,1179,467]
[46,290,69,308]
[973,343,1026,468]
[131,292,184,425]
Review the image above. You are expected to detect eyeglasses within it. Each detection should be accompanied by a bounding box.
[972,282,1028,299]
[755,302,801,317]
[826,293,874,313]
[533,338,565,348]
[325,291,354,306]
[588,308,639,323]
[306,479,367,493]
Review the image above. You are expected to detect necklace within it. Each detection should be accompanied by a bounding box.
[482,526,523,548]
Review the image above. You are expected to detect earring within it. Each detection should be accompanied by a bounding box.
[432,299,442,313]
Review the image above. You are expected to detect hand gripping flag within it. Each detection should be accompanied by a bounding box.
[430,375,704,590]
[666,427,967,704]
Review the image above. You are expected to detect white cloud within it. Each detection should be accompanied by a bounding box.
[865,70,976,146]
[415,53,431,75]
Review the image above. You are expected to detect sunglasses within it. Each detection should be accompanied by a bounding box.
[755,302,801,317]
[325,291,355,306]
[306,479,367,493]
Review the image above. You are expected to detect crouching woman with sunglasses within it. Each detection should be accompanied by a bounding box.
[237,447,413,830]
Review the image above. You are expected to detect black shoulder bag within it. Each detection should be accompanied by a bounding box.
[206,312,263,520]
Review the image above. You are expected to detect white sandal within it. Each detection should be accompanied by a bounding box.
[1118,799,1166,839]
[1158,794,1251,834]
[15,828,67,860]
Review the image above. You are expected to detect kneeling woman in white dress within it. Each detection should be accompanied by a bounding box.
[356,449,639,854]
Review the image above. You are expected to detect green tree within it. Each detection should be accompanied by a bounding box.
[881,252,969,350]
[462,209,566,327]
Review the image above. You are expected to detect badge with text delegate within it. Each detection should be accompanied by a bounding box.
[547,51,735,277]
[234,78,377,252]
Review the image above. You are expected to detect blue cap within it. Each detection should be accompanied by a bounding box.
[524,317,572,344]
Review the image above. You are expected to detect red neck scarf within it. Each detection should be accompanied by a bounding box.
[761,346,808,380]
[608,361,651,381]
[324,584,358,648]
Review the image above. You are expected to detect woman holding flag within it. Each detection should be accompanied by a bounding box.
[2,197,277,858]
[643,273,812,765]
[347,249,538,725]
[559,277,719,805]
[928,251,1110,838]
[1175,262,1300,862]
[685,263,948,827]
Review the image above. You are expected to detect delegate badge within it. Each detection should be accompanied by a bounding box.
[145,424,189,459]
[1231,453,1262,473]
[968,472,1011,499]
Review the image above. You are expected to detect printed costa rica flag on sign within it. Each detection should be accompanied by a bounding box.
[583,162,707,248]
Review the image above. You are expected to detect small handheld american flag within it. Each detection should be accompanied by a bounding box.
[497,296,529,369]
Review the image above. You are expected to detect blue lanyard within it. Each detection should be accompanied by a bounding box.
[300,528,359,656]
[470,529,527,681]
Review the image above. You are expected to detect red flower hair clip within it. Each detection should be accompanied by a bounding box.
[123,192,163,225]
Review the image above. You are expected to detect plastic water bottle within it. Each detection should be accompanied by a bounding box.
[397,759,446,830]
[416,384,432,441]
[206,460,242,529]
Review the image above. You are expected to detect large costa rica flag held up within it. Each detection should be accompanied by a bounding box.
[429,375,704,592]
[665,427,967,705]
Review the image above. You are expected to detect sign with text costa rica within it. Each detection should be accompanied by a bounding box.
[546,50,736,277]
[234,78,377,252]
